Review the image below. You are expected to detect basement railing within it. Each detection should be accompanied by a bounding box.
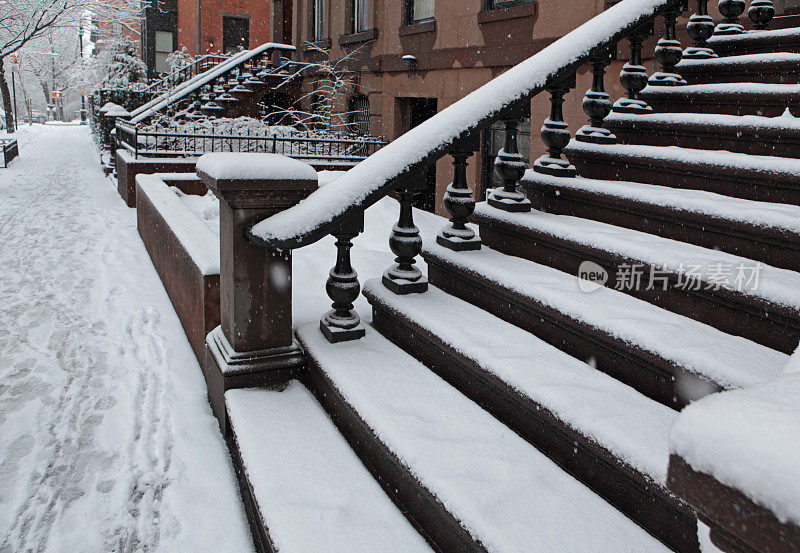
[116,119,387,162]
[0,138,18,168]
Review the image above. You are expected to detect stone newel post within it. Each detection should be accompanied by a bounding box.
[197,153,317,430]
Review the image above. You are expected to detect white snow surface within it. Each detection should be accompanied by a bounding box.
[677,52,800,67]
[474,202,800,311]
[642,82,800,95]
[137,174,220,274]
[423,240,787,389]
[250,0,675,245]
[606,110,800,131]
[196,152,318,182]
[567,140,800,176]
[669,371,800,525]
[225,385,434,553]
[526,170,800,233]
[363,281,676,483]
[708,26,800,44]
[0,125,254,553]
[297,323,671,553]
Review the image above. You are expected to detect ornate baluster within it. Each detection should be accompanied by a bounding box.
[684,0,717,59]
[383,184,428,294]
[613,23,655,113]
[320,212,366,343]
[650,6,688,85]
[437,147,481,251]
[487,117,532,212]
[535,74,578,176]
[749,0,775,29]
[576,48,616,144]
[715,0,746,35]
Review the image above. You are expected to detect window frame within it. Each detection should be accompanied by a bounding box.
[312,0,327,42]
[353,0,369,33]
[404,0,435,25]
[154,30,175,74]
[484,0,534,9]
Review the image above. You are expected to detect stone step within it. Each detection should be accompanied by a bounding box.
[604,111,800,158]
[708,26,800,56]
[676,53,800,84]
[297,323,674,553]
[565,140,800,205]
[640,82,800,116]
[225,384,435,553]
[472,203,800,353]
[521,171,800,272]
[362,281,698,553]
[421,242,787,408]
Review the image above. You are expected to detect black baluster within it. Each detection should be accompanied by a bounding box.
[437,147,481,251]
[576,48,616,144]
[487,117,532,212]
[534,74,578,176]
[715,0,746,35]
[749,0,774,29]
[383,184,428,294]
[320,212,366,343]
[613,23,655,113]
[684,0,717,59]
[650,6,688,85]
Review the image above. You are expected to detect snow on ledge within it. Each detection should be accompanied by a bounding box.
[251,0,674,245]
[196,153,318,182]
[669,356,800,526]
[136,173,220,275]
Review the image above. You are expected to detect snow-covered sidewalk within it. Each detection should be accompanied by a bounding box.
[0,125,254,553]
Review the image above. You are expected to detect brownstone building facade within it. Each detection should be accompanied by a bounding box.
[268,0,641,211]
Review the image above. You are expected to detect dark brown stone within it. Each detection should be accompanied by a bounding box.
[668,454,800,553]
[116,150,199,207]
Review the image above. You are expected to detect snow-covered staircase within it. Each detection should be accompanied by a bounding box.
[203,4,800,553]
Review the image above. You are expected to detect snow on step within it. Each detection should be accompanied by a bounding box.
[474,200,800,311]
[670,369,800,526]
[423,242,787,389]
[606,109,800,132]
[708,26,800,45]
[225,384,434,553]
[567,141,800,178]
[677,52,800,68]
[526,170,800,234]
[363,280,676,484]
[296,323,672,553]
[642,82,800,96]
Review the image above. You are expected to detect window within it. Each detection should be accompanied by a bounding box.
[348,94,370,135]
[405,0,434,24]
[222,16,249,53]
[154,31,174,74]
[353,0,369,33]
[485,0,534,9]
[312,0,326,42]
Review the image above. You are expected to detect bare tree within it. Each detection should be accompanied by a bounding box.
[264,41,373,134]
[0,0,145,130]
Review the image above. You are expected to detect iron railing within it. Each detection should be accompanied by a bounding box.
[0,138,19,167]
[116,119,387,162]
[142,54,231,95]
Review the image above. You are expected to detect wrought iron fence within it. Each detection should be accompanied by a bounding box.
[0,139,19,168]
[116,120,387,163]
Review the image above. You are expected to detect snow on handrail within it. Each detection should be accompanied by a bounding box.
[250,0,679,249]
[141,53,230,95]
[130,43,296,124]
